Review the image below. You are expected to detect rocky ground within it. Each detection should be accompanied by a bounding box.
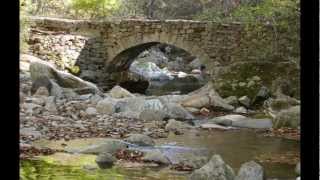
[20,54,301,179]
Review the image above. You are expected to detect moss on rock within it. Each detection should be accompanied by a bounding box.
[212,61,299,100]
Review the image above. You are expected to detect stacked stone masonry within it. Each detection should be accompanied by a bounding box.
[27,16,299,98]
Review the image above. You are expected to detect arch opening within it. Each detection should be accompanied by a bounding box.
[108,42,210,95]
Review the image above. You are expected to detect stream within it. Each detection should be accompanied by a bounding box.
[21,129,299,180]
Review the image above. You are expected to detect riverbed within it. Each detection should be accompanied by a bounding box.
[21,129,299,180]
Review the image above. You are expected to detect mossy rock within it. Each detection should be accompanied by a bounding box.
[212,61,299,99]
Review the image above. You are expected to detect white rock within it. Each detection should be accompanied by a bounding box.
[86,107,97,115]
[235,161,264,180]
[234,106,248,114]
[109,85,135,98]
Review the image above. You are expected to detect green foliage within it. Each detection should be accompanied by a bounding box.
[113,0,148,18]
[70,0,120,19]
[194,0,300,63]
[193,0,299,23]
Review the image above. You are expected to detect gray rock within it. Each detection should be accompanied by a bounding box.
[96,98,118,115]
[117,97,164,113]
[49,80,64,98]
[95,153,116,169]
[174,152,209,170]
[77,139,127,155]
[45,96,57,112]
[209,115,248,126]
[29,60,102,95]
[235,161,264,180]
[210,115,273,129]
[89,94,104,105]
[124,134,155,146]
[239,96,251,107]
[224,96,239,106]
[163,102,195,120]
[181,82,234,111]
[142,99,165,111]
[85,107,97,115]
[273,105,300,128]
[295,162,300,175]
[232,118,273,129]
[142,150,170,165]
[109,85,135,99]
[115,97,146,112]
[189,154,235,180]
[234,106,248,114]
[165,119,192,134]
[34,87,50,97]
[158,95,188,104]
[62,88,78,99]
[139,109,168,122]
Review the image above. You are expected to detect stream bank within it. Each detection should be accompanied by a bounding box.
[20,54,300,180]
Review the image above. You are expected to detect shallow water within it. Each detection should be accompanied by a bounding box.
[156,130,299,178]
[21,129,299,180]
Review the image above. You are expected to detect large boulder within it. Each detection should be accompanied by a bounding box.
[180,82,234,111]
[29,60,102,95]
[235,161,264,180]
[124,134,155,146]
[273,106,300,128]
[189,154,235,180]
[109,85,135,98]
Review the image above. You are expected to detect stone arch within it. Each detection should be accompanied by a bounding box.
[105,34,211,72]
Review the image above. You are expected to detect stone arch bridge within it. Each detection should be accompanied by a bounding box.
[28,16,299,98]
[29,16,244,72]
